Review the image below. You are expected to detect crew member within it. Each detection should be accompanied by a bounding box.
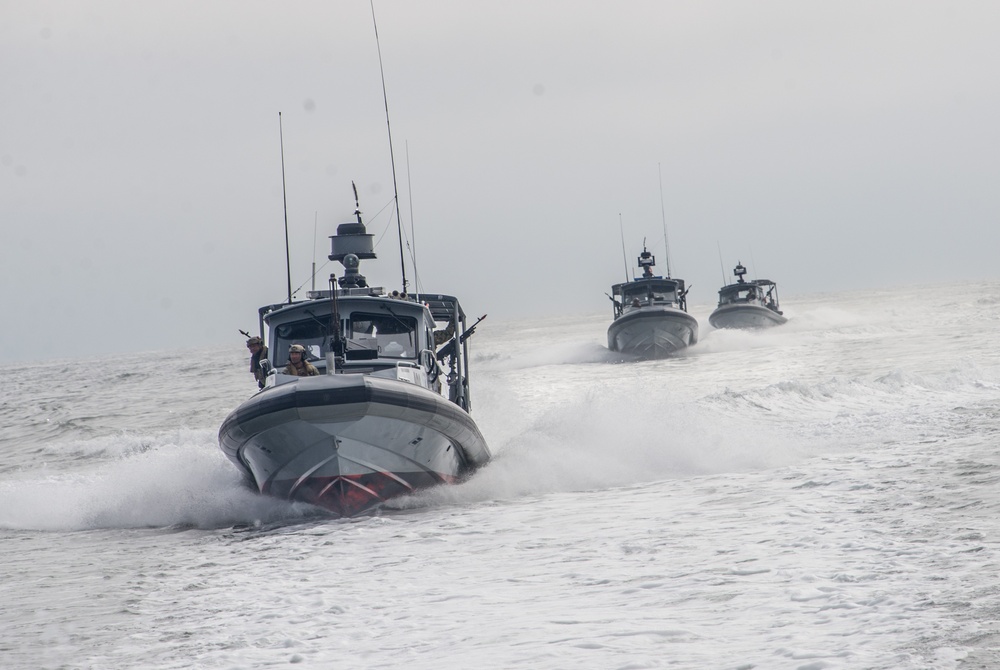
[434,322,455,346]
[284,344,319,376]
[246,336,269,388]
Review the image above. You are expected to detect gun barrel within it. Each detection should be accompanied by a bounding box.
[459,314,487,344]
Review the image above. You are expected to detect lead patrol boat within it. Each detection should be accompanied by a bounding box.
[219,196,491,518]
[607,246,698,358]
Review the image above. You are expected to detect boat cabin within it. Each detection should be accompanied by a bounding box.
[246,204,477,409]
[718,283,761,305]
[717,280,781,312]
[258,293,451,380]
[610,277,688,318]
[252,289,475,407]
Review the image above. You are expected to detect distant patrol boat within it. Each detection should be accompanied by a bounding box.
[607,245,699,358]
[708,262,787,329]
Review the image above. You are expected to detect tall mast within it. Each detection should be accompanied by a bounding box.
[370,0,408,295]
[619,213,629,282]
[658,162,672,278]
[279,112,293,304]
[717,242,727,285]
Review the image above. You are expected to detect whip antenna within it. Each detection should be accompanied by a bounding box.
[370,0,408,295]
[717,241,727,284]
[658,162,672,278]
[311,211,318,292]
[618,213,629,282]
[279,112,292,304]
[405,140,421,295]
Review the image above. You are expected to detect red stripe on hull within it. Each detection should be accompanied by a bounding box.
[266,471,458,518]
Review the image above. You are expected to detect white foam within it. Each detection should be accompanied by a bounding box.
[0,429,312,531]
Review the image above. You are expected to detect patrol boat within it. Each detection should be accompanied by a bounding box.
[219,199,491,518]
[708,262,787,329]
[607,246,698,358]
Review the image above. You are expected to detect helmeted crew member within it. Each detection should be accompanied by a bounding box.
[283,344,319,376]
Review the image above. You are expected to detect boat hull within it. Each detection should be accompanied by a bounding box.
[607,308,699,358]
[218,374,490,518]
[708,304,787,330]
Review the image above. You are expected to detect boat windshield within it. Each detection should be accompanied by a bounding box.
[348,312,417,359]
[622,285,649,305]
[622,282,677,306]
[651,285,677,304]
[720,286,759,305]
[273,315,333,364]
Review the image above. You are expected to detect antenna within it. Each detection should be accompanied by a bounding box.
[405,140,421,295]
[749,245,758,280]
[717,241,726,284]
[278,112,292,304]
[618,213,629,282]
[311,211,318,292]
[370,0,408,295]
[658,162,672,278]
[352,181,362,223]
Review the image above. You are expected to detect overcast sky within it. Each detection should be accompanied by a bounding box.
[4,1,1000,363]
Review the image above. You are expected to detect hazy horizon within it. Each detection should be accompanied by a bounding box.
[4,1,999,363]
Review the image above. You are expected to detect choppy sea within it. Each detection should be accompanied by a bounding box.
[2,282,1000,669]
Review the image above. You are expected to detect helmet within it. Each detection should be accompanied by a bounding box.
[289,344,307,354]
[246,336,263,346]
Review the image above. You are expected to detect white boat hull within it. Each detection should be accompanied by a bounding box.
[709,304,787,330]
[219,374,490,517]
[607,307,699,358]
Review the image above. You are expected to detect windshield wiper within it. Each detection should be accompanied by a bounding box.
[379,302,414,345]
